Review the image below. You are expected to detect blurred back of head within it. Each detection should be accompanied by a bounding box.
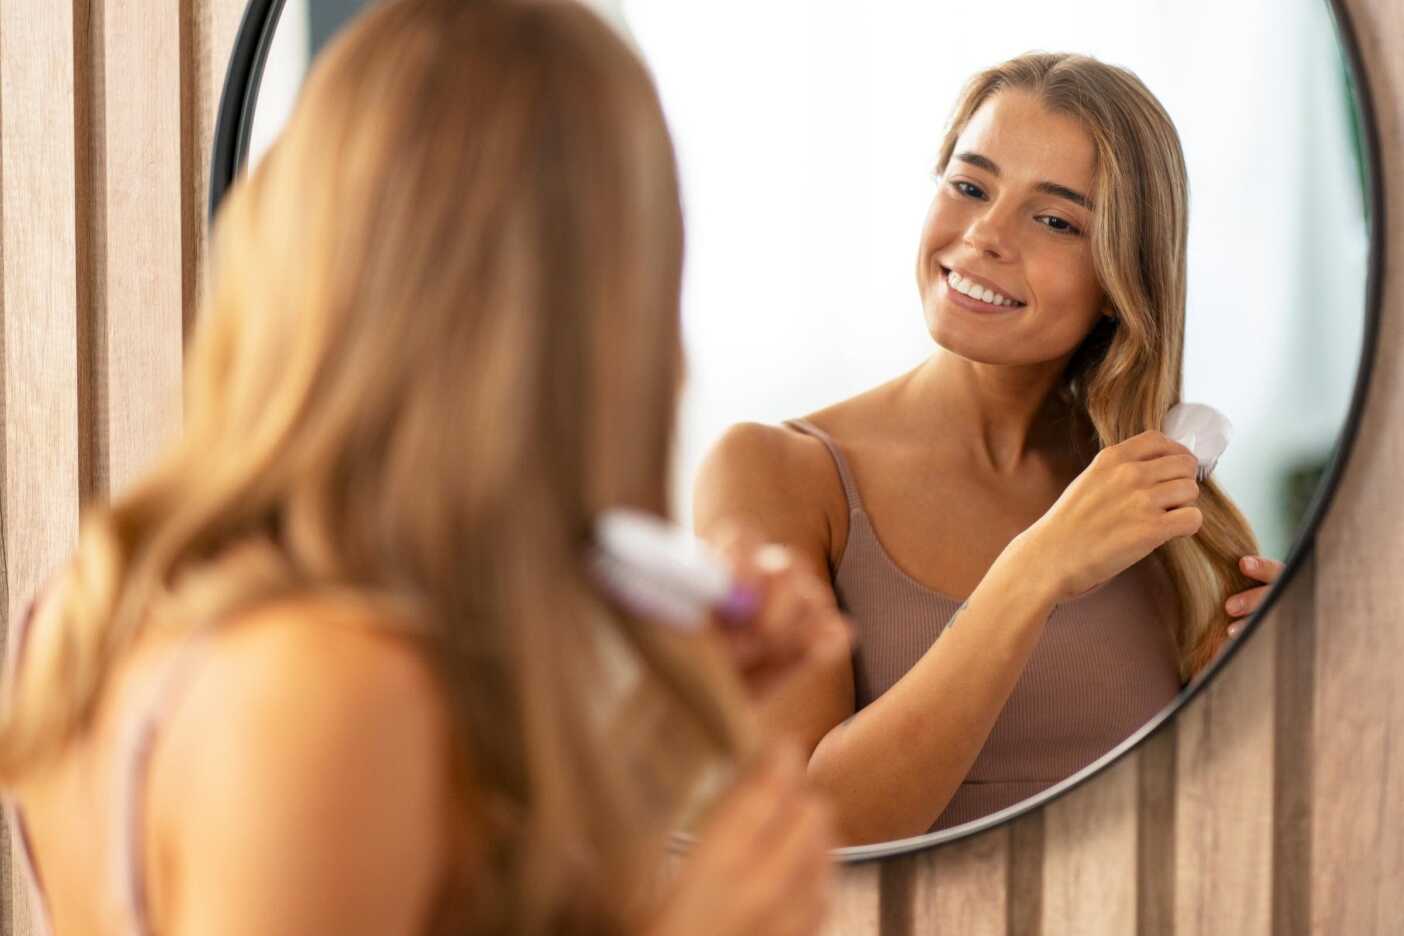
[1,1,747,931]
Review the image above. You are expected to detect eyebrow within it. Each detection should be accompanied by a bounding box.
[953,151,1093,210]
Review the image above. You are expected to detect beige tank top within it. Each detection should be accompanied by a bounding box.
[786,418,1183,831]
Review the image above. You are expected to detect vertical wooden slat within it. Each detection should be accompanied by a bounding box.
[1272,553,1314,936]
[96,0,185,495]
[1136,727,1177,936]
[827,862,881,936]
[74,0,101,505]
[907,825,1009,935]
[1006,812,1044,936]
[1041,752,1139,934]
[878,853,913,935]
[1,0,243,927]
[183,0,246,343]
[1313,1,1404,933]
[1172,613,1276,935]
[0,0,82,933]
[1,0,1403,934]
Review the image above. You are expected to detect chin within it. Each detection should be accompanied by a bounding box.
[923,304,1026,366]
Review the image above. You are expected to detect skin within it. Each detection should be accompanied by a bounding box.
[1226,555,1284,637]
[694,90,1212,845]
[11,577,843,936]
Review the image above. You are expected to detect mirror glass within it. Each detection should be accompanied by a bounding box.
[245,0,1371,854]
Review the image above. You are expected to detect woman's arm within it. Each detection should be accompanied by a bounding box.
[804,544,1057,843]
[147,608,456,936]
[693,423,857,756]
[697,425,1202,845]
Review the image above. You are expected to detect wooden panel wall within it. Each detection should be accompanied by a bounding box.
[0,0,1399,934]
[0,1,244,934]
[0,2,81,933]
[826,0,1404,931]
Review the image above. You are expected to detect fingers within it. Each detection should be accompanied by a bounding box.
[709,537,851,699]
[742,612,853,701]
[654,742,833,936]
[1148,477,1200,510]
[1144,452,1201,483]
[718,545,828,655]
[708,524,770,610]
[1226,583,1271,619]
[1162,506,1203,539]
[757,553,837,655]
[1114,430,1195,463]
[1239,555,1284,584]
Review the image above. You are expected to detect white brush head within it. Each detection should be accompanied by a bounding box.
[590,509,735,630]
[1163,402,1232,482]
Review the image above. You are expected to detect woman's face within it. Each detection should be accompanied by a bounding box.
[917,90,1106,368]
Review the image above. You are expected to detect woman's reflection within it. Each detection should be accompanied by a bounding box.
[695,53,1268,845]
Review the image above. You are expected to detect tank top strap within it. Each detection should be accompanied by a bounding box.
[784,418,866,513]
[5,580,53,686]
[3,589,57,936]
[109,625,216,936]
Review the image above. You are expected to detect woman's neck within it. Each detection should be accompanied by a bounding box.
[901,350,1080,476]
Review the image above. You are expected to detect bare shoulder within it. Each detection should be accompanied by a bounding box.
[692,421,845,570]
[149,598,455,935]
[696,421,837,501]
[165,597,450,760]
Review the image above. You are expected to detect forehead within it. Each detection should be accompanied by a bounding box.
[954,90,1096,192]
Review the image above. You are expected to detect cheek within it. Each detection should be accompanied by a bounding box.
[1031,252,1104,332]
[917,200,960,274]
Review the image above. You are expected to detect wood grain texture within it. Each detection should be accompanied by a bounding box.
[1172,615,1276,936]
[183,0,246,342]
[0,0,245,930]
[0,0,1401,934]
[826,861,881,936]
[1041,751,1139,935]
[1136,728,1177,936]
[1272,553,1315,936]
[1312,1,1404,932]
[96,0,185,495]
[906,825,1009,936]
[0,0,82,933]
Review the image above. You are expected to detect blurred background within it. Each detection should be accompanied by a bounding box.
[252,0,1370,561]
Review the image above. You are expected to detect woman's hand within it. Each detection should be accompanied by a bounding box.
[645,743,837,936]
[1225,555,1284,638]
[707,526,853,703]
[1015,430,1205,604]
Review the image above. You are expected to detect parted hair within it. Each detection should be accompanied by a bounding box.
[936,52,1259,678]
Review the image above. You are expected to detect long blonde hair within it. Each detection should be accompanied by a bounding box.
[936,53,1258,679]
[0,0,748,931]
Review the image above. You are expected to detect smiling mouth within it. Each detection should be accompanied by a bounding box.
[940,267,1026,309]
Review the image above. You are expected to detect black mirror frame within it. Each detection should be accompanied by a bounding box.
[207,0,1385,863]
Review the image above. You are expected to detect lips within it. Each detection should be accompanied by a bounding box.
[940,266,1026,308]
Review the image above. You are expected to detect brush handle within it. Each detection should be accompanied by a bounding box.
[591,509,759,630]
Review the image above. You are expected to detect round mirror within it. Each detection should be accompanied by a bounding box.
[211,0,1379,860]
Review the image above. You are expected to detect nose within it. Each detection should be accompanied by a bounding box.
[964,205,1016,260]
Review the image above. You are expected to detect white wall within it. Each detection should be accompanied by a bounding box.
[623,0,1368,558]
[245,1,1370,559]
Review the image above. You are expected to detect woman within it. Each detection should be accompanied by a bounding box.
[695,52,1280,846]
[0,2,847,934]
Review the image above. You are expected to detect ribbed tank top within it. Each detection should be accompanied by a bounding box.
[786,419,1183,831]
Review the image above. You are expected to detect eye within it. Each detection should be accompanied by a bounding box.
[1037,214,1083,236]
[950,180,986,200]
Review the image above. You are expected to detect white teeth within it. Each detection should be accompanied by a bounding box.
[946,270,1018,308]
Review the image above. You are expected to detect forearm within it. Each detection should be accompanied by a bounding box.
[806,543,1059,845]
